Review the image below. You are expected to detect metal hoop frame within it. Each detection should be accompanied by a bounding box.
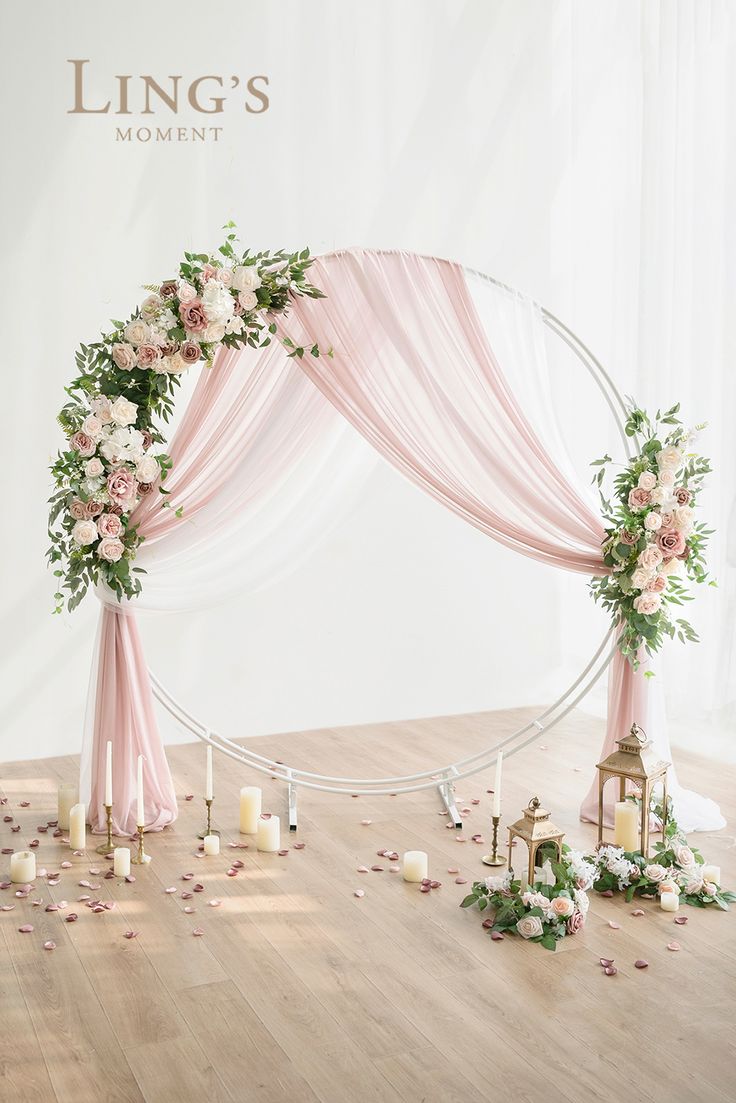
[149,256,631,827]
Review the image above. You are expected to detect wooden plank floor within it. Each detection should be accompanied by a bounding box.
[1,706,734,1103]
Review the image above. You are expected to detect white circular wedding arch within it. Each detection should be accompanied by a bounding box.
[149,263,632,828]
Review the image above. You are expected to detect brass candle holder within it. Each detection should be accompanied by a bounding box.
[131,824,148,864]
[95,803,115,855]
[481,814,507,867]
[197,797,219,840]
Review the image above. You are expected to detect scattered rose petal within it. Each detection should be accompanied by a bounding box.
[455,836,466,842]
[471,799,481,805]
[43,940,56,950]
[353,889,365,898]
[667,941,681,952]
[36,827,47,833]
[60,861,72,869]
[0,882,11,889]
[455,877,468,885]
[208,899,222,907]
[481,917,494,928]
[29,840,39,849]
[181,891,193,900]
[193,883,204,893]
[104,871,114,879]
[360,820,372,826]
[0,904,14,911]
[231,860,244,869]
[386,852,399,861]
[673,916,688,925]
[19,801,30,808]
[78,895,90,902]
[10,826,20,834]
[78,880,91,888]
[164,887,177,894]
[370,865,384,872]
[389,865,401,872]
[601,889,614,898]
[631,909,645,917]
[420,884,431,893]
[47,879,59,887]
[277,850,289,856]
[226,868,238,876]
[604,966,618,976]
[608,921,621,929]
[124,875,136,883]
[447,868,459,874]
[490,930,505,941]
[421,878,431,886]
[634,959,649,969]
[31,899,44,907]
[377,849,388,857]
[3,816,12,823]
[88,867,102,875]
[103,901,115,910]
[430,881,442,889]
[15,890,30,898]
[293,842,305,850]
[181,873,194,881]
[123,930,139,939]
[183,906,195,914]
[47,820,58,827]
[599,958,614,968]
[18,924,34,933]
[1,848,13,855]
[192,928,205,936]
[357,866,369,873]
[91,905,105,914]
[184,794,194,801]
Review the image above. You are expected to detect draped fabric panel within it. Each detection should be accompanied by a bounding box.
[83,249,724,835]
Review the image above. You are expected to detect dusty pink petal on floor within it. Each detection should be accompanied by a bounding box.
[124,875,136,883]
[78,880,92,888]
[1,849,13,855]
[78,895,91,902]
[599,958,614,967]
[193,883,204,892]
[231,860,244,869]
[123,930,139,939]
[18,924,34,932]
[608,921,621,929]
[370,865,384,872]
[19,801,30,808]
[277,850,289,856]
[634,960,649,968]
[601,889,614,898]
[471,799,481,805]
[604,966,617,976]
[430,881,442,889]
[184,795,194,801]
[360,820,372,825]
[490,931,505,941]
[420,884,431,893]
[455,878,468,885]
[164,887,177,894]
[0,882,11,889]
[88,867,102,875]
[357,866,369,873]
[667,941,681,951]
[389,866,401,872]
[226,868,238,876]
[11,826,21,833]
[386,852,399,861]
[674,916,688,925]
[47,879,60,887]
[0,904,15,911]
[208,899,222,907]
[43,940,56,950]
[181,892,193,900]
[183,906,195,914]
[60,861,72,869]
[353,889,365,898]
[631,909,645,917]
[293,842,306,850]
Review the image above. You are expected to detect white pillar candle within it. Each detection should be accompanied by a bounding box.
[10,850,36,883]
[69,803,86,851]
[136,755,145,827]
[203,834,220,856]
[701,864,721,885]
[660,891,680,912]
[613,801,639,852]
[205,745,213,801]
[492,751,503,818]
[257,814,280,852]
[239,787,262,833]
[113,847,131,877]
[104,740,113,806]
[57,782,79,831]
[402,850,428,882]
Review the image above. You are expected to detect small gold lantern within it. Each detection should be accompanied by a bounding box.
[596,723,670,857]
[507,797,565,885]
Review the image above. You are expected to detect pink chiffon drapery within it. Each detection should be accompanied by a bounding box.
[86,249,720,835]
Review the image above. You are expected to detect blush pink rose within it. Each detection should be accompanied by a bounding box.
[179,340,201,365]
[112,343,137,371]
[70,431,96,457]
[638,471,657,491]
[69,498,86,520]
[674,487,691,506]
[136,344,162,368]
[97,513,123,538]
[646,574,666,593]
[107,468,139,508]
[638,545,664,570]
[97,537,125,563]
[202,263,218,281]
[657,528,686,557]
[628,487,651,511]
[633,591,662,615]
[619,529,637,545]
[566,911,585,935]
[179,300,207,333]
[551,896,575,918]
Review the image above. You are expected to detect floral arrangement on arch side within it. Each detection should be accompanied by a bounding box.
[460,844,597,950]
[589,402,714,667]
[47,225,325,613]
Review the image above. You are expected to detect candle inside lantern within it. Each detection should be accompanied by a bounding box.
[492,751,503,818]
[256,814,280,852]
[10,850,36,883]
[701,864,721,885]
[69,803,86,851]
[402,851,428,883]
[205,745,213,801]
[203,834,220,856]
[58,782,79,830]
[113,847,131,877]
[104,740,113,807]
[136,755,145,827]
[660,891,680,912]
[239,786,262,834]
[613,801,639,852]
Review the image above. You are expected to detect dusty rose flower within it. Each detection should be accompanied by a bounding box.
[566,911,585,935]
[674,487,691,506]
[97,537,125,562]
[137,481,154,495]
[619,529,638,545]
[646,574,666,593]
[140,429,153,451]
[70,431,96,457]
[202,263,218,282]
[179,300,207,333]
[107,468,139,507]
[159,341,178,358]
[644,511,662,531]
[515,915,544,940]
[112,343,137,371]
[71,519,98,546]
[69,499,86,520]
[657,528,686,557]
[159,280,178,299]
[659,510,674,528]
[628,487,651,511]
[83,500,103,519]
[136,344,162,369]
[639,544,664,570]
[638,471,657,491]
[551,896,575,918]
[633,591,662,615]
[97,513,123,538]
[179,340,201,365]
[232,298,245,316]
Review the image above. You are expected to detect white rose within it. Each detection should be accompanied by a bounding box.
[661,557,681,576]
[238,289,258,311]
[110,396,138,427]
[165,352,189,374]
[672,505,695,532]
[71,519,99,546]
[202,323,226,343]
[650,486,674,507]
[99,427,144,464]
[644,511,662,531]
[225,315,245,335]
[682,872,704,895]
[516,915,544,939]
[657,445,682,470]
[135,455,159,483]
[631,567,653,590]
[90,396,113,424]
[232,265,262,292]
[177,281,197,303]
[123,318,149,346]
[658,468,676,487]
[644,863,668,883]
[85,458,104,478]
[638,471,657,491]
[201,280,234,324]
[573,888,590,916]
[82,415,103,440]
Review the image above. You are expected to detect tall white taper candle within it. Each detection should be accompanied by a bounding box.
[136,755,144,826]
[104,740,113,807]
[492,751,503,818]
[205,745,213,801]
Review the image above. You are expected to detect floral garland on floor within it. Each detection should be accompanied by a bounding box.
[589,403,714,666]
[47,225,324,612]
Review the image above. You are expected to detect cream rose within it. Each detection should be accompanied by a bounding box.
[232,265,262,292]
[638,545,664,570]
[238,289,258,311]
[672,505,695,532]
[97,537,125,562]
[657,445,682,470]
[90,396,113,423]
[110,396,138,427]
[203,322,226,343]
[165,352,188,374]
[658,468,676,487]
[82,415,103,440]
[673,845,695,868]
[551,895,575,918]
[216,267,233,287]
[85,457,104,478]
[631,567,653,590]
[644,863,668,883]
[123,318,149,346]
[661,556,681,576]
[515,915,544,940]
[633,591,662,615]
[135,455,159,483]
[644,511,662,531]
[650,486,673,507]
[682,872,704,895]
[112,342,137,371]
[638,471,657,491]
[71,519,99,546]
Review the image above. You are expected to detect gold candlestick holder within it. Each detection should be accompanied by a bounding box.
[131,824,149,864]
[481,814,507,867]
[197,798,219,840]
[95,804,115,855]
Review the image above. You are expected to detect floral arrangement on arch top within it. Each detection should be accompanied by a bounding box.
[47,226,324,613]
[588,403,714,667]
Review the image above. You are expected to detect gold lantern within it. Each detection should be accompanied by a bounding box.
[596,723,670,857]
[507,797,565,885]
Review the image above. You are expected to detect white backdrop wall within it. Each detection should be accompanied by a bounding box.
[1,0,734,764]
